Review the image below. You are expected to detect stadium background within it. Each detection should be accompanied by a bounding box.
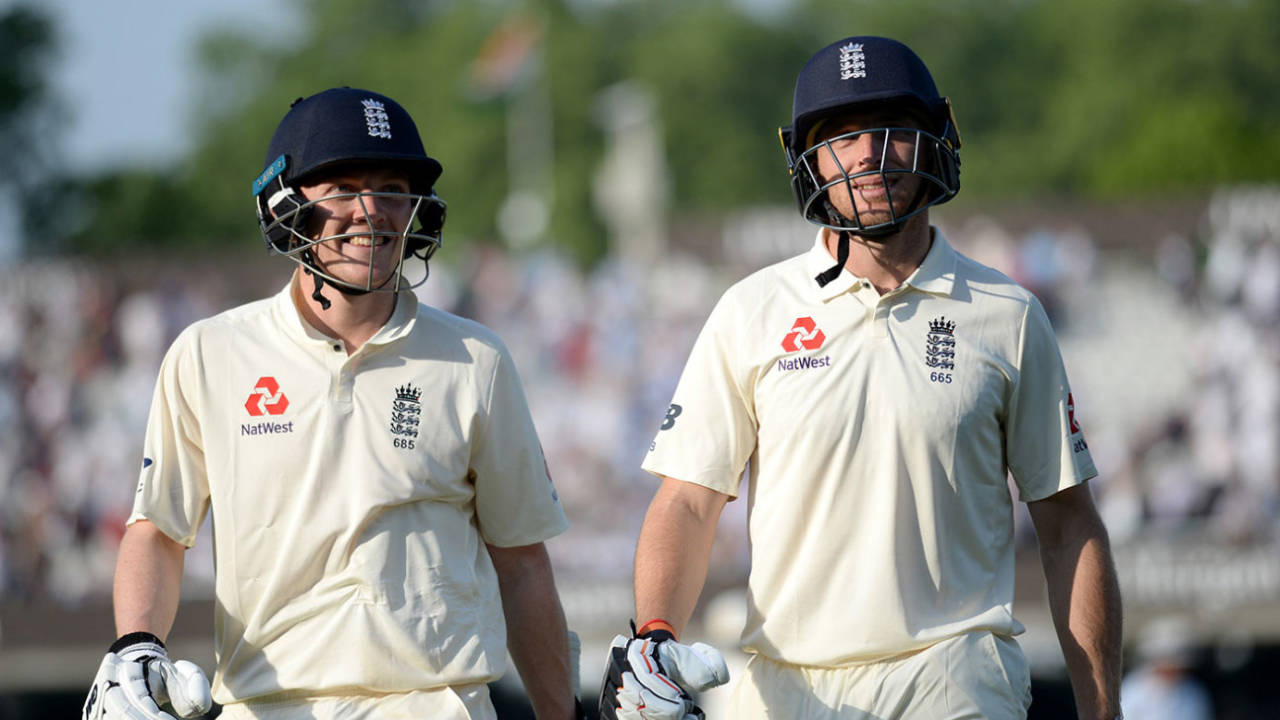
[1,1,1278,718]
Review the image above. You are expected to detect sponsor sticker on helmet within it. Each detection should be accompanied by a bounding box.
[252,154,288,196]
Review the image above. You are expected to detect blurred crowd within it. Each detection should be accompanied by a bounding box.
[0,242,735,607]
[1095,188,1280,545]
[0,265,235,604]
[2,188,1278,611]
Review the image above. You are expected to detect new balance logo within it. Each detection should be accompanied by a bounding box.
[245,376,289,416]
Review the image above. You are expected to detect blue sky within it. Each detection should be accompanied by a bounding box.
[18,0,299,172]
[22,0,789,173]
[0,0,302,257]
[0,0,789,259]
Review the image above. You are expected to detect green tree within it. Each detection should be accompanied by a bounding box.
[44,0,1280,263]
[0,4,61,250]
[1026,0,1280,194]
[619,1,810,211]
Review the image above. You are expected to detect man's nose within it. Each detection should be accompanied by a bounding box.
[355,191,393,224]
[847,130,886,168]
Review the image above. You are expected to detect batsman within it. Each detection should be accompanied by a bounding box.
[599,36,1123,720]
[83,87,584,719]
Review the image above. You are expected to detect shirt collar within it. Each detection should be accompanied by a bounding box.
[904,228,958,297]
[272,281,419,350]
[805,229,859,301]
[804,226,958,301]
[272,282,322,345]
[365,288,419,345]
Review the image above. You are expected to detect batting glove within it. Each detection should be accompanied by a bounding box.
[598,624,729,720]
[83,632,212,720]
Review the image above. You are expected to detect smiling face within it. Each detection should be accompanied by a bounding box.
[809,107,932,230]
[296,165,416,290]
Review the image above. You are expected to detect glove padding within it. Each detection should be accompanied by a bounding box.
[598,629,729,720]
[83,632,212,720]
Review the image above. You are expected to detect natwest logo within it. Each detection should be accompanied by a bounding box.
[245,376,290,416]
[781,316,825,353]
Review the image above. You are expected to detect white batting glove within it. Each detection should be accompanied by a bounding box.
[83,632,212,720]
[599,628,729,720]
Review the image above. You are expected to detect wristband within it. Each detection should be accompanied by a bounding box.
[636,618,678,640]
[110,631,165,654]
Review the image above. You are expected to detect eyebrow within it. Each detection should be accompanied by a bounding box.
[320,174,411,187]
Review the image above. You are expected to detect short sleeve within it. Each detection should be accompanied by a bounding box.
[470,344,568,547]
[1005,297,1098,502]
[129,327,212,546]
[641,293,757,497]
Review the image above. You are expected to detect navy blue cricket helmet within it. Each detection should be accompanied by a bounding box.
[779,36,961,240]
[251,87,447,300]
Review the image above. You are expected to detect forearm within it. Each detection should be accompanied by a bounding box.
[113,519,186,640]
[490,543,576,720]
[1040,522,1123,719]
[633,479,726,636]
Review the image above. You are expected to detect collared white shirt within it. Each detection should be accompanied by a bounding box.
[132,284,567,704]
[643,229,1096,665]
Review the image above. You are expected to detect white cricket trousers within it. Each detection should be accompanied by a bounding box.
[727,631,1032,719]
[214,683,496,720]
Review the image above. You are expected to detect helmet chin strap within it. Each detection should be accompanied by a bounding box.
[815,231,850,287]
[300,250,333,311]
[307,269,332,311]
[302,249,384,312]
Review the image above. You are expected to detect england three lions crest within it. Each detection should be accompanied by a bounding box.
[390,384,422,439]
[925,317,956,370]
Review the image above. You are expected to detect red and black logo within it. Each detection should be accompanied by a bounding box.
[245,376,290,416]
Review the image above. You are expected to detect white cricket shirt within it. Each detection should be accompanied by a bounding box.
[643,229,1097,666]
[131,283,568,705]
